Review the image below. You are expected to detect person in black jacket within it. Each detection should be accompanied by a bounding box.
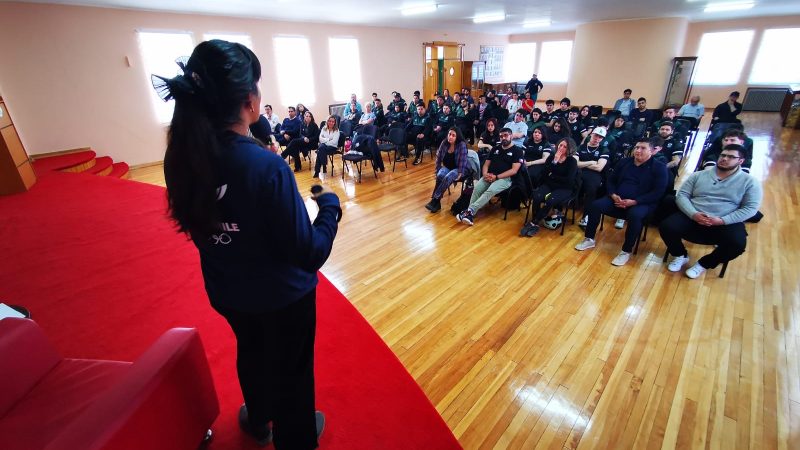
[574,139,668,266]
[712,91,743,125]
[524,73,544,104]
[404,104,432,164]
[520,137,578,237]
[282,111,320,172]
[154,39,336,448]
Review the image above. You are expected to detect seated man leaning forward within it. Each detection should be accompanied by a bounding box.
[456,128,523,226]
[574,139,668,266]
[658,144,762,279]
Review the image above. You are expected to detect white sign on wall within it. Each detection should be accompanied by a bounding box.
[480,45,504,83]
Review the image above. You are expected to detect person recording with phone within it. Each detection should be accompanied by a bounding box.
[153,39,340,449]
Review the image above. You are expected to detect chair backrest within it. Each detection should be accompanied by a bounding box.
[388,127,405,146]
[362,124,378,138]
[589,105,604,118]
[339,120,354,138]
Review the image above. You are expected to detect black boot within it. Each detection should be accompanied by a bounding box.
[429,198,441,213]
[425,198,436,211]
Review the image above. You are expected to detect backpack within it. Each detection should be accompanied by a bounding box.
[450,180,473,215]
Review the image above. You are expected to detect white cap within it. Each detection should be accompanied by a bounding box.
[592,126,607,138]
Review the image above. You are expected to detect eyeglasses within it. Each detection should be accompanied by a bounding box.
[719,154,742,160]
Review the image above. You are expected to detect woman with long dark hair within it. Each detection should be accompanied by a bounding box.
[547,118,570,145]
[154,40,338,449]
[519,137,578,237]
[425,126,468,213]
[282,111,320,172]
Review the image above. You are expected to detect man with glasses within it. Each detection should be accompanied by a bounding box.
[275,106,302,147]
[456,128,523,226]
[658,144,762,278]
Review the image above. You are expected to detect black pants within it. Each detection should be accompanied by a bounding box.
[658,212,747,269]
[580,170,603,212]
[315,144,337,172]
[282,138,314,170]
[213,290,318,450]
[530,185,572,223]
[404,131,427,158]
[585,197,652,253]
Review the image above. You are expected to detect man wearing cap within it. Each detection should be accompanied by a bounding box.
[712,91,743,125]
[575,139,668,266]
[524,73,544,104]
[576,127,611,227]
[658,144,761,278]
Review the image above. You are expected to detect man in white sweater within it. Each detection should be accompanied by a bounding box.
[658,144,762,278]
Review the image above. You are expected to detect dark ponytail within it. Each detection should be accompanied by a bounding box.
[155,40,261,238]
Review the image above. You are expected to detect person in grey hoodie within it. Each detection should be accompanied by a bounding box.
[658,144,762,278]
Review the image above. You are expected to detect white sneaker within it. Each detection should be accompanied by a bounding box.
[574,237,596,251]
[611,251,631,266]
[614,219,626,229]
[685,263,706,279]
[578,216,588,228]
[667,255,690,272]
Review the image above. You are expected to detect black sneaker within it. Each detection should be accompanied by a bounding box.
[238,404,272,447]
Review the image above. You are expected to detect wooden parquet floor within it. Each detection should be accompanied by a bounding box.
[131,112,800,449]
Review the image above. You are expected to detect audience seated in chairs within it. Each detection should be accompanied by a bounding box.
[526,108,547,134]
[541,99,557,125]
[432,104,455,148]
[262,104,281,133]
[579,105,595,129]
[576,127,611,227]
[477,118,500,165]
[574,139,669,266]
[607,115,633,162]
[629,97,655,137]
[425,127,469,213]
[523,127,553,185]
[520,137,579,237]
[504,111,528,148]
[566,107,589,144]
[314,115,340,178]
[547,118,570,146]
[354,102,376,132]
[678,96,705,120]
[249,113,277,153]
[652,121,684,176]
[613,89,635,120]
[701,126,753,173]
[711,91,742,126]
[281,111,319,172]
[405,104,433,165]
[456,127,524,226]
[274,106,302,147]
[659,144,762,278]
[455,97,476,144]
[343,93,362,117]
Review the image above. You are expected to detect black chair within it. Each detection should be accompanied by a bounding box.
[377,127,407,172]
[589,105,604,118]
[342,125,379,183]
[501,168,534,220]
[525,171,582,236]
[661,238,729,278]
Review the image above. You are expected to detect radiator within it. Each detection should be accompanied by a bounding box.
[742,87,789,112]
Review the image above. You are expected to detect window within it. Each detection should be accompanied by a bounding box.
[749,28,800,84]
[202,33,253,49]
[504,43,536,82]
[137,31,195,123]
[537,41,572,83]
[693,30,754,85]
[273,36,315,107]
[328,38,363,102]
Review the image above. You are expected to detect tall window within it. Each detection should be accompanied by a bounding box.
[203,33,253,49]
[749,28,800,84]
[537,41,573,83]
[328,38,363,102]
[273,36,315,107]
[504,43,536,82]
[137,31,195,123]
[693,30,754,85]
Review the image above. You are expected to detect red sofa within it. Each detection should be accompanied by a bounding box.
[0,318,219,450]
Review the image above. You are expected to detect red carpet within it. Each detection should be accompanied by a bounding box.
[0,171,460,450]
[31,150,96,172]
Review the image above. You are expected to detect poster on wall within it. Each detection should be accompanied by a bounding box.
[480,45,504,83]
